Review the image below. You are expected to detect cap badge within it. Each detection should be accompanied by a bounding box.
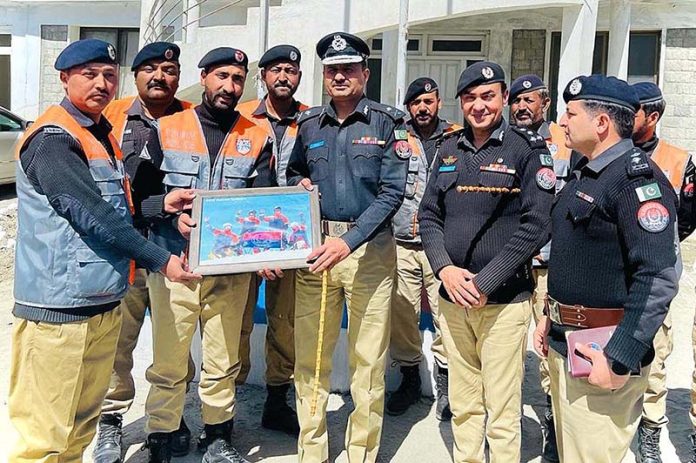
[107,44,116,61]
[523,80,532,89]
[164,48,174,60]
[331,35,347,52]
[289,50,298,61]
[424,82,432,92]
[569,78,582,96]
[482,66,494,79]
[234,50,245,63]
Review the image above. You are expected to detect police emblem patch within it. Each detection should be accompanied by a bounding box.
[482,67,494,79]
[523,80,532,89]
[569,78,582,96]
[235,50,245,63]
[236,138,252,155]
[637,201,670,233]
[394,140,412,160]
[165,48,174,60]
[536,167,556,190]
[332,35,347,52]
[685,183,695,198]
[290,50,298,61]
[107,44,116,61]
[424,82,432,92]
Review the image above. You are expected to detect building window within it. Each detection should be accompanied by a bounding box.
[0,34,10,109]
[428,35,485,55]
[366,58,382,101]
[80,27,140,97]
[628,32,660,83]
[369,35,422,54]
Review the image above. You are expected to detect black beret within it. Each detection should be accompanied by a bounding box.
[403,77,439,105]
[316,32,369,65]
[131,42,180,71]
[456,61,506,97]
[509,74,547,102]
[563,74,639,111]
[632,82,663,105]
[198,47,248,72]
[55,39,118,71]
[259,44,301,68]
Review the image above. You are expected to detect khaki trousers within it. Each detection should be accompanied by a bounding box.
[548,348,649,463]
[390,243,447,368]
[532,268,551,396]
[144,272,250,433]
[238,271,296,386]
[9,309,122,463]
[101,269,195,415]
[439,297,532,463]
[642,311,673,427]
[294,231,395,463]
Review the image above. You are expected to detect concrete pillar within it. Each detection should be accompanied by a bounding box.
[139,0,159,47]
[380,30,398,107]
[183,0,200,44]
[607,0,631,79]
[556,0,599,118]
[395,0,409,111]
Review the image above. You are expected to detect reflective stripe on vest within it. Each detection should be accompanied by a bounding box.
[237,99,309,186]
[651,139,690,194]
[13,105,132,308]
[158,108,269,191]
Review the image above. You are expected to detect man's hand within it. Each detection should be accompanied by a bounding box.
[299,178,314,191]
[258,267,284,280]
[439,265,482,309]
[177,213,196,240]
[161,254,201,283]
[574,343,631,390]
[533,315,551,358]
[307,238,350,273]
[164,189,196,214]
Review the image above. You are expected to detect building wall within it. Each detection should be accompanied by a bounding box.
[511,29,546,80]
[661,28,696,152]
[38,25,68,112]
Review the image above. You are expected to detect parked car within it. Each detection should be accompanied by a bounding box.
[0,106,30,185]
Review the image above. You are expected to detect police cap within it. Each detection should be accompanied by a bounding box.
[509,74,547,102]
[54,39,118,71]
[131,42,180,71]
[563,75,640,112]
[632,81,663,105]
[259,44,301,68]
[316,32,369,65]
[404,77,439,105]
[456,61,506,97]
[198,47,249,72]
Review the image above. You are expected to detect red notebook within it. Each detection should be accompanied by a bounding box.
[566,326,617,378]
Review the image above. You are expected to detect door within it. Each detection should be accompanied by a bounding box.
[407,59,463,123]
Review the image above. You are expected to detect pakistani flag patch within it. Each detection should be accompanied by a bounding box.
[394,129,408,140]
[540,154,553,167]
[635,183,662,202]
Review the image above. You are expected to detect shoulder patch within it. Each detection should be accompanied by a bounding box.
[627,148,652,177]
[370,101,406,121]
[394,129,408,140]
[297,106,322,125]
[510,125,547,149]
[635,182,662,202]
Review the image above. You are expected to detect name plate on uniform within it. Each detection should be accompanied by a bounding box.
[188,186,321,275]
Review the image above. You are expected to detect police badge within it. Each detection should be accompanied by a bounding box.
[234,50,245,63]
[394,140,412,160]
[165,48,174,60]
[523,80,532,89]
[107,44,116,61]
[482,67,494,79]
[424,82,432,92]
[331,35,347,52]
[569,78,582,96]
[236,138,252,155]
[290,50,298,62]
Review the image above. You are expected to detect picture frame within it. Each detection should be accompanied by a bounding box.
[188,186,321,275]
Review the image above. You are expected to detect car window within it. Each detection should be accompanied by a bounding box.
[0,113,23,132]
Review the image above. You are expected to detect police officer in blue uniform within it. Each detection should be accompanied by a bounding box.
[534,75,679,462]
[286,32,408,463]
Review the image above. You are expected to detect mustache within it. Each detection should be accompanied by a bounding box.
[147,80,170,90]
[514,109,532,118]
[273,82,294,89]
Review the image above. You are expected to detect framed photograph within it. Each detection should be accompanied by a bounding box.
[188,186,321,275]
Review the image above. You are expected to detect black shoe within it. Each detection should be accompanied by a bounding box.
[202,438,250,463]
[637,421,662,463]
[171,417,191,457]
[688,432,696,463]
[198,420,234,453]
[542,397,559,463]
[144,432,172,463]
[386,365,421,416]
[93,414,123,463]
[435,368,452,421]
[261,384,300,436]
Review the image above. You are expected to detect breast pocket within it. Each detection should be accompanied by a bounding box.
[161,154,200,189]
[223,157,254,189]
[405,156,420,199]
[307,146,329,182]
[351,149,382,180]
[90,165,128,215]
[567,196,596,224]
[436,172,459,193]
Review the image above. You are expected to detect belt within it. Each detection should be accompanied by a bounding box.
[545,295,624,329]
[321,220,356,237]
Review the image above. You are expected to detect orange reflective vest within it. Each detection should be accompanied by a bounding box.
[237,98,309,186]
[650,139,690,194]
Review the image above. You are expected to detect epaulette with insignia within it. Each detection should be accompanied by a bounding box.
[42,126,66,135]
[296,106,322,125]
[369,101,406,121]
[510,125,547,149]
[626,148,652,177]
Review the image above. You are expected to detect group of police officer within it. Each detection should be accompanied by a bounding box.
[6,27,696,463]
